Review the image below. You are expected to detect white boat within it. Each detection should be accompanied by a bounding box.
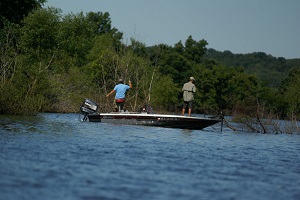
[80,99,222,130]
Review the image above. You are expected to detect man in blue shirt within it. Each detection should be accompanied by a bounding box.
[106,79,133,111]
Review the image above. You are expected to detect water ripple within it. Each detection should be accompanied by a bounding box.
[0,113,300,200]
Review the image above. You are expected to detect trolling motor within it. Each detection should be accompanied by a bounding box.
[80,99,99,121]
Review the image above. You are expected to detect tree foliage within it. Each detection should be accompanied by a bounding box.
[204,48,299,87]
[279,67,300,118]
[0,7,299,122]
[0,0,46,28]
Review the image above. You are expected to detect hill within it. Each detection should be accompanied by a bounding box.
[204,49,300,87]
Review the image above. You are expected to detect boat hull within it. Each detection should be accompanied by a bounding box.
[85,113,221,130]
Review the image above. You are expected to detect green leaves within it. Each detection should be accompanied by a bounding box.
[190,64,261,114]
[20,8,60,59]
[280,67,300,117]
[0,5,298,119]
[0,0,46,27]
[184,36,208,63]
[151,75,180,111]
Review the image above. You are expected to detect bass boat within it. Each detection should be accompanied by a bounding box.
[80,99,222,130]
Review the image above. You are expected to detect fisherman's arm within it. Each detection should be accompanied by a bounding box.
[128,80,133,88]
[106,90,115,98]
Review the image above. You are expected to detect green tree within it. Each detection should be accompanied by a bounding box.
[0,19,19,84]
[56,11,122,67]
[0,0,46,28]
[84,34,156,112]
[10,8,61,114]
[148,36,208,87]
[151,75,180,112]
[57,12,94,67]
[191,64,261,114]
[204,49,294,87]
[174,41,184,54]
[129,38,147,58]
[279,67,300,118]
[184,35,208,63]
[159,52,192,83]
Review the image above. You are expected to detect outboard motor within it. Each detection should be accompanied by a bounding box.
[80,99,99,121]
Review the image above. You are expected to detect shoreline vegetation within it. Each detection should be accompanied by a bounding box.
[1,1,299,134]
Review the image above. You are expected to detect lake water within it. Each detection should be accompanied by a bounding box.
[0,113,300,200]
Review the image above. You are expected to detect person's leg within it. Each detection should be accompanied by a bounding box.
[182,108,185,116]
[116,102,121,112]
[188,108,192,116]
[188,101,193,116]
[182,101,187,116]
[116,100,125,112]
[120,102,124,111]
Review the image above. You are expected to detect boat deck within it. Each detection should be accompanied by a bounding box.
[84,112,222,130]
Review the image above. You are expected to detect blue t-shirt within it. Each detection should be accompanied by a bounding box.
[114,84,130,99]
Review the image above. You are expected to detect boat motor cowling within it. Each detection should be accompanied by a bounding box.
[80,99,99,121]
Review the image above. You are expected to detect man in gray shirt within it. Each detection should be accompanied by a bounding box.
[181,77,196,116]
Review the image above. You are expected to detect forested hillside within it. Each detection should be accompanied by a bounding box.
[205,49,300,87]
[1,0,299,124]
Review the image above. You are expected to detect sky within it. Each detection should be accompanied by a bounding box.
[43,0,300,59]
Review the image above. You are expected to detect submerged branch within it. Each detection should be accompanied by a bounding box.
[223,118,238,131]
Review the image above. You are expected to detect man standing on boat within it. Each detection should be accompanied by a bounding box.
[182,77,196,116]
[106,79,133,112]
